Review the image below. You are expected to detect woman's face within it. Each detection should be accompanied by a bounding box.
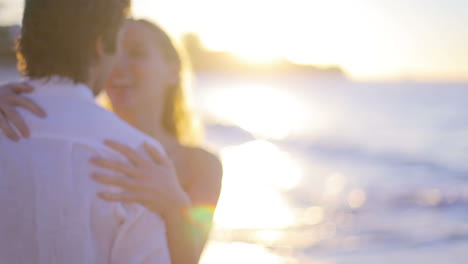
[106,21,176,116]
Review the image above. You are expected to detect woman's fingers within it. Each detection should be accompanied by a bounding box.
[0,82,42,140]
[0,111,20,141]
[144,141,169,165]
[90,157,138,177]
[92,173,139,190]
[1,107,30,138]
[97,191,140,203]
[11,83,34,94]
[104,140,148,167]
[10,95,47,118]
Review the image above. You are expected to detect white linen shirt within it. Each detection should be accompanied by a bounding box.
[0,77,171,264]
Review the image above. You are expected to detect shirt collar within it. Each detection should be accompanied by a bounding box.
[26,76,95,103]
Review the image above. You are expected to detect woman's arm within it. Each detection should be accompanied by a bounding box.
[0,82,46,141]
[161,202,199,264]
[147,149,222,263]
[184,148,223,259]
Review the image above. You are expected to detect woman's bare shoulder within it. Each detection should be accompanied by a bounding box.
[177,146,223,203]
[184,147,222,178]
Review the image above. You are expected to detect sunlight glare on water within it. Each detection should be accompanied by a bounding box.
[202,83,309,140]
[213,140,302,229]
[200,242,284,264]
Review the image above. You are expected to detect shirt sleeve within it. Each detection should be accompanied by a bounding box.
[71,143,171,264]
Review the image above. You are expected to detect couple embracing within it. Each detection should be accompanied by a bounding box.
[0,0,222,263]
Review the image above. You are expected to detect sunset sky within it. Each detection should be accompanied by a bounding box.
[1,0,467,80]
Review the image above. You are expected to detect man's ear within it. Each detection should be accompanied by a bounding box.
[94,36,105,62]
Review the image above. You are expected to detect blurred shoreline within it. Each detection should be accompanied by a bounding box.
[2,25,467,83]
[0,25,347,81]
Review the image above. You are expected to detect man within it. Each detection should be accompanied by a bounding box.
[0,0,171,263]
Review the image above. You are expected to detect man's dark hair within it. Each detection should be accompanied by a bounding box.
[16,0,131,83]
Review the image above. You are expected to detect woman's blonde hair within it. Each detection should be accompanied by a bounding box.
[101,19,201,146]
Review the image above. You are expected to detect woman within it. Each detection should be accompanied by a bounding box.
[0,19,222,264]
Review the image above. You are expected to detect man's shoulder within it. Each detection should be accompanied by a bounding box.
[24,99,160,151]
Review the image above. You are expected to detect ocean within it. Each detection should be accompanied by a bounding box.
[2,68,468,263]
[194,73,468,264]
